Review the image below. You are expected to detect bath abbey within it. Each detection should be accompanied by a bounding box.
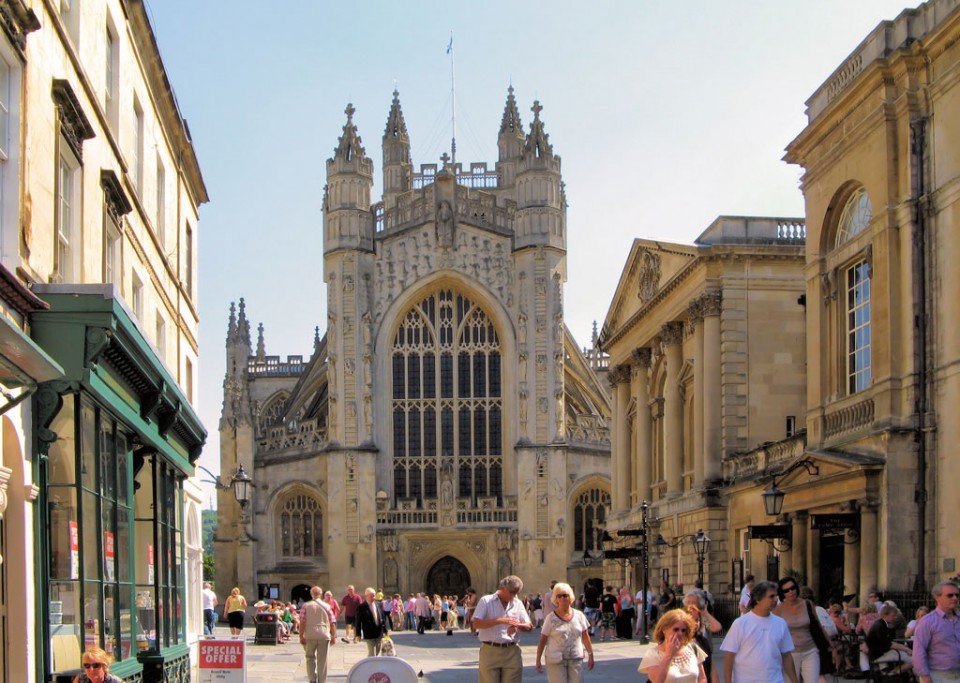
[216,89,613,601]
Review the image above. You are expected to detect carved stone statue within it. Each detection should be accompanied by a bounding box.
[437,200,454,246]
[638,251,662,303]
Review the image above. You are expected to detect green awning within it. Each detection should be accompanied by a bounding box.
[30,285,206,473]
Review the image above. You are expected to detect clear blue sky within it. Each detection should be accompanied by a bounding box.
[144,1,917,502]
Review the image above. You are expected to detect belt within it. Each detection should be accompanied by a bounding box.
[482,641,518,648]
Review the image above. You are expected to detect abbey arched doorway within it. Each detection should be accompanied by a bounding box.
[291,584,311,604]
[426,556,471,598]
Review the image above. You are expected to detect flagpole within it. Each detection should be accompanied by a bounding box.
[448,31,456,170]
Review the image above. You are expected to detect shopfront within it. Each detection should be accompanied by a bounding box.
[31,287,205,683]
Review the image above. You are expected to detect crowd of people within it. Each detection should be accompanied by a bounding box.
[98,574,959,683]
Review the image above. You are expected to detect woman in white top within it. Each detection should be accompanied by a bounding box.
[637,609,707,683]
[536,582,594,683]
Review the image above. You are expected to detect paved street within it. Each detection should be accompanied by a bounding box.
[220,626,870,683]
[222,626,646,683]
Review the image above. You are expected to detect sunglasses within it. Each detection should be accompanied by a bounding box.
[670,627,689,633]
[83,663,104,670]
[783,585,798,593]
[943,593,960,599]
[556,594,572,599]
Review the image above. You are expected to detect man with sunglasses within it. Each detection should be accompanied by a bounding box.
[721,580,798,683]
[473,575,534,683]
[912,580,960,683]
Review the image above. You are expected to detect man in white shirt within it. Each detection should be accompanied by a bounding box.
[201,582,219,636]
[722,580,798,683]
[739,573,755,615]
[473,575,534,683]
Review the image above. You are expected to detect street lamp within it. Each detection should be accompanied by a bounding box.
[693,529,710,584]
[762,458,819,516]
[197,463,254,508]
[657,528,711,585]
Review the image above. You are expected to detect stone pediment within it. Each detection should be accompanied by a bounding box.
[601,239,697,346]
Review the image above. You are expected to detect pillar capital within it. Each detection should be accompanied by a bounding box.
[660,321,684,347]
[687,298,706,325]
[701,291,722,317]
[606,364,631,389]
[631,347,653,369]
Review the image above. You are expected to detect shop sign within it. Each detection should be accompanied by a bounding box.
[199,640,245,682]
[69,521,79,580]
[811,514,859,533]
[104,531,115,582]
[748,524,792,541]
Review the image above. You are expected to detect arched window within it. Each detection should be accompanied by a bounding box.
[278,493,323,558]
[258,393,288,435]
[834,188,872,247]
[574,488,609,552]
[391,288,503,506]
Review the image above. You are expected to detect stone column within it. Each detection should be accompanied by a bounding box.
[701,292,722,482]
[632,348,653,505]
[661,322,684,496]
[806,525,820,597]
[844,529,861,599]
[790,511,808,577]
[859,501,879,594]
[615,367,631,513]
[688,301,705,486]
[609,367,631,514]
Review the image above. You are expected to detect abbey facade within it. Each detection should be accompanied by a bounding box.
[216,89,612,601]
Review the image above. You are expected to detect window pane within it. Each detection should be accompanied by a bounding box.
[82,491,100,581]
[48,393,77,485]
[49,487,78,579]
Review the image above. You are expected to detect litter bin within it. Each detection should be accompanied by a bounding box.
[254,612,278,645]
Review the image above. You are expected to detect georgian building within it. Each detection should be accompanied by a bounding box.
[783,0,960,594]
[0,1,208,681]
[216,90,612,602]
[602,0,960,602]
[598,217,808,590]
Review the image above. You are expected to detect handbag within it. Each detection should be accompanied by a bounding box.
[806,599,835,675]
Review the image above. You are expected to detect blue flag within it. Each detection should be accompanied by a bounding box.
[447,34,453,54]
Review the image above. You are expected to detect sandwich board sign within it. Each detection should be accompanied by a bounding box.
[199,639,245,682]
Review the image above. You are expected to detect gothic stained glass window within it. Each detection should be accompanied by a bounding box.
[392,289,503,506]
[574,488,610,552]
[279,494,323,558]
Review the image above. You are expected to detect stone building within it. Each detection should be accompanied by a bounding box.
[598,217,808,590]
[0,1,209,681]
[782,0,960,594]
[216,89,611,602]
[602,0,960,602]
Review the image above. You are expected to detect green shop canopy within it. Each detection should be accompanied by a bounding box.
[31,285,206,474]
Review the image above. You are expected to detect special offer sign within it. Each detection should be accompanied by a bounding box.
[199,640,245,683]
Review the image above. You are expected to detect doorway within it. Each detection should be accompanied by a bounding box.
[819,535,845,603]
[426,556,471,598]
[291,584,312,604]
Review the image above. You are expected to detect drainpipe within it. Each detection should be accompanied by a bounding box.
[910,117,929,591]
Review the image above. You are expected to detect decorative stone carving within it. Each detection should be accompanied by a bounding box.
[437,200,454,246]
[660,321,684,347]
[637,251,662,303]
[379,530,399,552]
[821,270,837,303]
[701,291,722,317]
[632,347,653,369]
[496,527,515,550]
